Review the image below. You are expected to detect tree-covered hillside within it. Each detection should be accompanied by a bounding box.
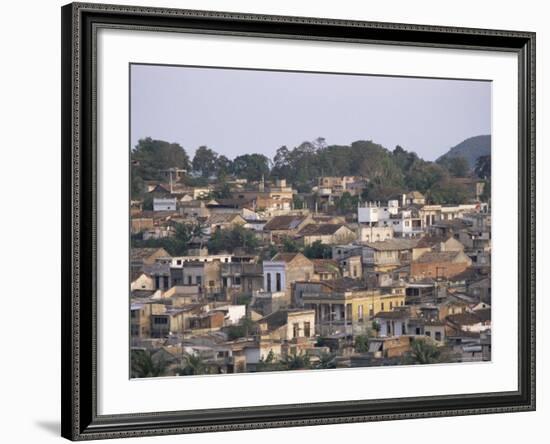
[436,135,491,170]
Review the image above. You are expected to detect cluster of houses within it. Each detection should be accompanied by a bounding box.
[130,173,491,376]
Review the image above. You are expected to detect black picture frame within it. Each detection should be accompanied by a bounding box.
[61,2,536,440]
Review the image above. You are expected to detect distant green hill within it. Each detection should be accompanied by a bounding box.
[436,135,491,170]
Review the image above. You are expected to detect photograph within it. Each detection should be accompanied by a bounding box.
[129,64,493,378]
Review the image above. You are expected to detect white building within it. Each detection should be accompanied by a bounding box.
[357,200,399,224]
[153,197,177,212]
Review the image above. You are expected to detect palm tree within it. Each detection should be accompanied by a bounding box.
[282,350,312,370]
[131,349,167,378]
[403,338,442,365]
[315,352,336,369]
[176,353,207,376]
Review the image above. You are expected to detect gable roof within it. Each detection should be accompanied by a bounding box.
[131,247,170,262]
[271,252,311,265]
[414,251,469,264]
[297,224,348,237]
[415,234,454,249]
[312,259,341,275]
[374,310,410,320]
[363,238,419,251]
[206,213,246,225]
[264,215,308,231]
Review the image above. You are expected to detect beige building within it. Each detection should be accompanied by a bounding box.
[258,309,316,342]
[263,252,315,299]
[296,223,356,246]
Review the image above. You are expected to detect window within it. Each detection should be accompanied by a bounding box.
[353,266,357,277]
[235,277,241,285]
[389,301,393,309]
[187,276,192,285]
[162,276,169,289]
[381,302,385,311]
[176,259,182,265]
[416,327,421,335]
[304,322,311,337]
[266,273,271,292]
[401,322,407,335]
[154,276,160,289]
[358,305,363,321]
[276,273,282,292]
[435,331,442,341]
[196,276,202,286]
[425,331,431,337]
[209,280,215,287]
[293,323,299,338]
[154,317,168,325]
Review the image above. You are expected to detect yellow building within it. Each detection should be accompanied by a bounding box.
[298,280,406,336]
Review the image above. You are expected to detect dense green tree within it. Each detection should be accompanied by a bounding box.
[281,236,300,253]
[438,155,470,177]
[303,240,332,259]
[232,153,271,181]
[131,349,167,378]
[215,155,233,179]
[226,318,258,340]
[207,226,260,254]
[405,162,448,193]
[192,145,218,177]
[427,181,470,205]
[281,350,312,370]
[130,221,200,256]
[402,338,445,365]
[175,353,207,376]
[335,192,359,214]
[475,154,491,179]
[131,138,191,198]
[211,183,233,199]
[354,335,370,353]
[315,352,337,369]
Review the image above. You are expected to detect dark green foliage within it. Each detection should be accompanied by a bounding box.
[207,226,260,254]
[354,335,370,353]
[315,352,337,369]
[226,318,258,341]
[192,145,219,178]
[211,183,233,199]
[335,192,359,214]
[427,181,471,205]
[438,156,470,177]
[131,137,191,198]
[235,293,252,306]
[131,222,200,256]
[475,154,491,179]
[175,353,207,376]
[281,236,300,253]
[131,349,167,378]
[303,240,332,259]
[401,338,445,365]
[232,153,271,182]
[281,350,312,370]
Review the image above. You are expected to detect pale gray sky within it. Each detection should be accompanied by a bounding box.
[130,64,491,161]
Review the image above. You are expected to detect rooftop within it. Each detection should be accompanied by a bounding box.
[363,238,419,251]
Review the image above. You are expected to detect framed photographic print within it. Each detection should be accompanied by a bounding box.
[61,2,536,440]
